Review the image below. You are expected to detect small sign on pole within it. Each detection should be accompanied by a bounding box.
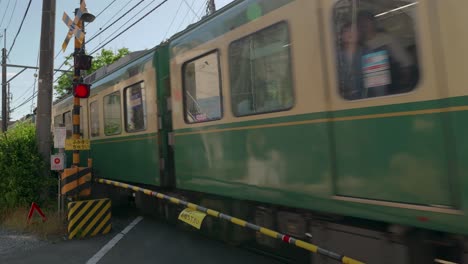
[54,127,67,149]
[65,139,90,150]
[51,153,65,171]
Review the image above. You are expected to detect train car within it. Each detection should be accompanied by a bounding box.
[52,0,468,263]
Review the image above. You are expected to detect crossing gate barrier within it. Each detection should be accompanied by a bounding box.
[61,167,92,197]
[95,178,364,264]
[68,198,112,239]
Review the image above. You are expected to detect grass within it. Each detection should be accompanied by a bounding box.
[0,206,68,241]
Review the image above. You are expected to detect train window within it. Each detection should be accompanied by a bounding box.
[124,82,147,132]
[103,92,122,136]
[63,111,72,139]
[333,0,420,100]
[229,22,294,117]
[183,52,222,123]
[90,101,99,137]
[54,115,62,127]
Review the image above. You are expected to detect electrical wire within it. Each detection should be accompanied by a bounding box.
[5,0,17,30]
[181,0,199,20]
[90,0,158,50]
[7,0,32,57]
[175,0,195,33]
[192,0,207,23]
[89,0,170,56]
[11,90,37,112]
[86,0,145,44]
[0,0,11,29]
[30,47,40,111]
[95,0,118,19]
[99,0,133,30]
[163,0,184,40]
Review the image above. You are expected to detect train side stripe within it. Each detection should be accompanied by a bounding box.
[174,105,468,136]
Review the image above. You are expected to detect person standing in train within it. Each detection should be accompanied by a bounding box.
[357,11,413,97]
[337,22,366,100]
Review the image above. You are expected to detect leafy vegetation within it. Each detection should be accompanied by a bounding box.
[54,48,130,98]
[0,122,54,213]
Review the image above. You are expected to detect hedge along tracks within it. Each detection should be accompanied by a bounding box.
[95,178,365,264]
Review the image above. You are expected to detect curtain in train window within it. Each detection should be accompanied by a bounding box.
[229,22,293,117]
[54,115,62,127]
[90,101,99,137]
[125,83,147,132]
[333,0,420,100]
[63,111,72,139]
[104,92,122,135]
[183,52,222,123]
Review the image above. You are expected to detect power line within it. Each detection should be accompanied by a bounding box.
[89,0,170,56]
[12,79,34,104]
[99,0,133,30]
[11,90,37,112]
[90,0,158,50]
[95,0,119,19]
[182,0,200,19]
[5,0,17,30]
[86,0,145,44]
[192,1,207,23]
[175,0,195,33]
[163,0,184,40]
[8,0,32,57]
[30,47,40,112]
[0,0,11,29]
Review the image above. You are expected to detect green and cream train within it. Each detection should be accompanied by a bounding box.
[52,0,468,262]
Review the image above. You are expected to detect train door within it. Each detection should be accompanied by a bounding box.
[320,0,456,207]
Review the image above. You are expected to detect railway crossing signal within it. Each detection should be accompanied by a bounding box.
[73,82,91,98]
[57,0,95,205]
[61,0,87,52]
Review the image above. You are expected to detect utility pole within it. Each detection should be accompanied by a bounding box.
[207,0,216,15]
[7,82,10,123]
[2,28,7,132]
[36,0,56,162]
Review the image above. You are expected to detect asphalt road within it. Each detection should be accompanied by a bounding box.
[0,213,282,264]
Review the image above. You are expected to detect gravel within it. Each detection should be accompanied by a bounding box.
[0,227,49,257]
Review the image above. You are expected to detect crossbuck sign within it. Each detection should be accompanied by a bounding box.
[61,0,87,52]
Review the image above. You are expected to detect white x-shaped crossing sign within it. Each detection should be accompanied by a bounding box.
[61,0,87,52]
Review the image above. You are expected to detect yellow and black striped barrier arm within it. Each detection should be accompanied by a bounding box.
[96,178,364,264]
[68,198,111,239]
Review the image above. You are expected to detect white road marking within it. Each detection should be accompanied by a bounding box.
[86,216,143,264]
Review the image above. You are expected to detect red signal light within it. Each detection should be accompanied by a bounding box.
[73,83,91,98]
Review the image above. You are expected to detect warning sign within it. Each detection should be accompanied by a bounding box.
[178,209,207,229]
[65,139,90,150]
[51,153,65,171]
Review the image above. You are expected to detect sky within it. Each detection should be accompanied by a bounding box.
[1,0,233,120]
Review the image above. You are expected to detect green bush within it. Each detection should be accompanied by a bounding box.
[0,122,54,211]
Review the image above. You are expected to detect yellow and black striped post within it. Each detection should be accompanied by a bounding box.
[68,198,111,239]
[72,14,83,167]
[61,167,92,197]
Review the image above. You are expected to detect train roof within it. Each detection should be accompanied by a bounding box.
[54,0,293,107]
[169,0,293,58]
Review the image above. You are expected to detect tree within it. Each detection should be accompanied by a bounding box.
[54,48,130,98]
